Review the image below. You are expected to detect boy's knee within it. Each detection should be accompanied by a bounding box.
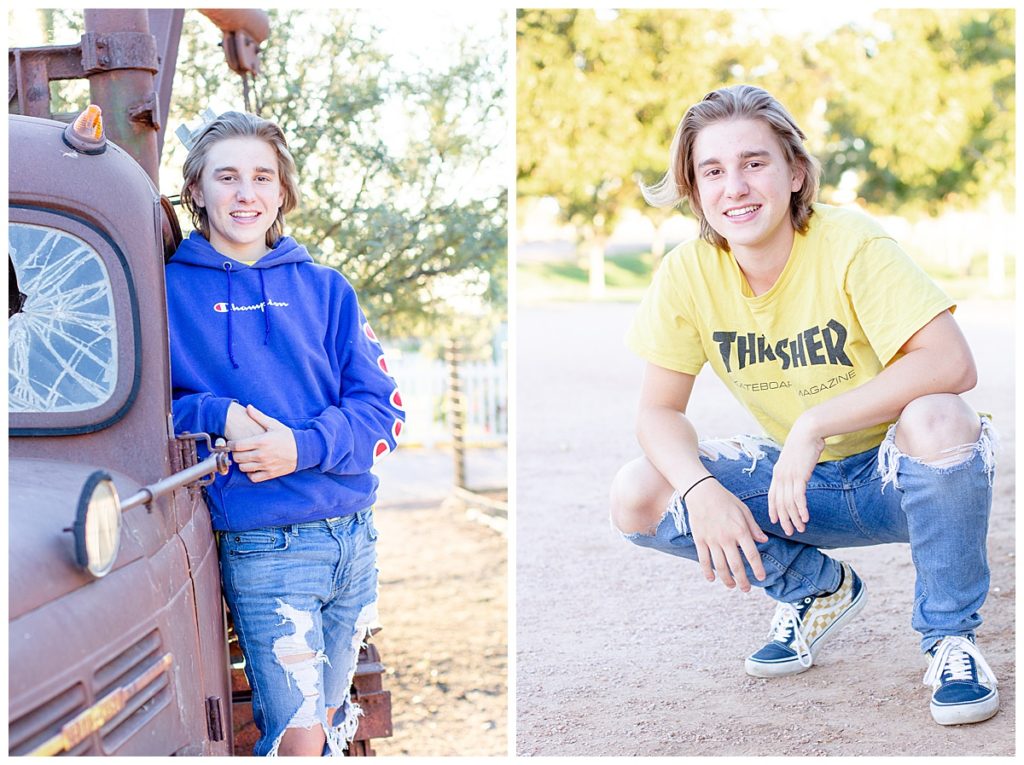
[894,394,980,458]
[609,459,672,535]
[608,465,638,533]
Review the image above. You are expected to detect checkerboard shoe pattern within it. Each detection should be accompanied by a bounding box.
[924,636,998,725]
[745,561,866,677]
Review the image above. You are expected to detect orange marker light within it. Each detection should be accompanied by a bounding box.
[73,104,104,142]
[63,103,107,155]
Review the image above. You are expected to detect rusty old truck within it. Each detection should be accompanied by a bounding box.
[8,8,390,755]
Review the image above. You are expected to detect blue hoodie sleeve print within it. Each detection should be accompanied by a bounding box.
[291,284,404,476]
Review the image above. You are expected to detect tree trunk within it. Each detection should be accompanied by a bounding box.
[651,221,667,261]
[587,235,606,299]
[985,193,1006,297]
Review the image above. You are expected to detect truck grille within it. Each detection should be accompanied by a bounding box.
[94,630,172,751]
[9,683,92,756]
[9,630,174,755]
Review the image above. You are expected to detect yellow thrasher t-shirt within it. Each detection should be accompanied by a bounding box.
[626,203,955,461]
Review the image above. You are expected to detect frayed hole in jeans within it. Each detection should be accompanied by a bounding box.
[697,435,776,475]
[666,491,688,536]
[878,416,997,490]
[322,601,380,755]
[264,600,329,755]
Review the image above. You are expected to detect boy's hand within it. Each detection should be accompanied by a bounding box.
[224,401,267,441]
[769,418,826,536]
[228,405,298,482]
[685,478,769,592]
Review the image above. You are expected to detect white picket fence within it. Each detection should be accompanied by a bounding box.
[385,350,508,447]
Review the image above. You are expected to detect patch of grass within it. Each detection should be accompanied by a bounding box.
[519,246,1015,304]
[518,249,656,303]
[932,276,1015,301]
[925,252,1015,301]
[607,247,656,279]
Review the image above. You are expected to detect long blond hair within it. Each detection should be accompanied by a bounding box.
[180,111,300,248]
[643,85,821,251]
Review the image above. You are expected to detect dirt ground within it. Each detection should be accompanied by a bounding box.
[367,448,508,756]
[516,299,1015,756]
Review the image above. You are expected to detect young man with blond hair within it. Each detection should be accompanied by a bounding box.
[610,84,998,725]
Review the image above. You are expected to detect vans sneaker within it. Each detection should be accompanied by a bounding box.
[745,561,866,677]
[924,636,998,725]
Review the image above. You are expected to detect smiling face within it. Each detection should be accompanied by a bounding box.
[692,118,804,261]
[190,136,285,262]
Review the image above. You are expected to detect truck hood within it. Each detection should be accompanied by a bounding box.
[9,458,148,620]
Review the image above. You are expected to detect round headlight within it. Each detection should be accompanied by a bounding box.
[73,471,122,577]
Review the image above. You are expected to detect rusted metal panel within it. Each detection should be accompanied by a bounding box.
[196,9,270,43]
[81,10,161,184]
[8,460,145,618]
[9,45,86,117]
[174,484,234,755]
[9,115,169,470]
[8,113,226,756]
[350,691,393,740]
[229,699,260,755]
[145,10,185,158]
[9,557,193,754]
[351,643,393,741]
[348,739,377,756]
[80,31,159,75]
[25,654,174,756]
[206,696,225,742]
[9,9,270,181]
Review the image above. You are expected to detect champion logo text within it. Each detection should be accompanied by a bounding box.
[213,299,289,313]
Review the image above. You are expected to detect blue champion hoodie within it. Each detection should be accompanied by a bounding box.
[166,231,404,531]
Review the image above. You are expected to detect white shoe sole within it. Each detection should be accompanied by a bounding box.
[931,689,999,725]
[745,583,868,678]
[744,655,815,678]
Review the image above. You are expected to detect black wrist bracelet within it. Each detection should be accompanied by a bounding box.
[681,474,715,503]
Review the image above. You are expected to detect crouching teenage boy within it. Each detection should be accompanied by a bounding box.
[609,85,999,725]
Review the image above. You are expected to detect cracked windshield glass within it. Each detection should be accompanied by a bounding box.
[8,223,117,412]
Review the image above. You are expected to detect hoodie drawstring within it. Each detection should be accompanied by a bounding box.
[258,269,271,345]
[223,262,239,369]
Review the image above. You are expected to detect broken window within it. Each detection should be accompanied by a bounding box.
[8,223,117,413]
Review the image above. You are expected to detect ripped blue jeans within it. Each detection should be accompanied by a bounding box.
[219,508,379,756]
[624,420,996,652]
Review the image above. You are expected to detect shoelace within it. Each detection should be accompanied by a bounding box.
[766,600,813,668]
[923,636,998,688]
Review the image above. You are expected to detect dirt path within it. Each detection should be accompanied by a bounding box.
[368,448,508,756]
[516,300,1015,756]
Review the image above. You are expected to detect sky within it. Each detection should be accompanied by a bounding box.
[362,6,507,70]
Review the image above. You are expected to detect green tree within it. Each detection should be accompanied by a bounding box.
[517,9,750,291]
[816,9,1015,212]
[15,9,507,339]
[517,7,1015,284]
[169,9,507,338]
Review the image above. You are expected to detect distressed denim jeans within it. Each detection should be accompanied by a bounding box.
[624,419,996,652]
[219,508,379,756]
